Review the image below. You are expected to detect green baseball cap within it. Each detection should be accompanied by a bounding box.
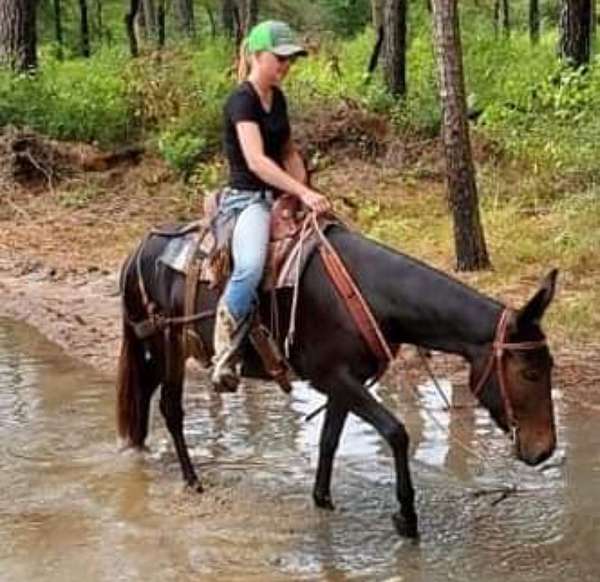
[246,20,307,58]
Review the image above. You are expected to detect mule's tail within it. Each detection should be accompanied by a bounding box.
[116,318,153,449]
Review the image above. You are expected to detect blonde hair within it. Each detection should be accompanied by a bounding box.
[237,40,251,82]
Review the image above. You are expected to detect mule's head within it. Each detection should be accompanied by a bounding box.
[471,269,558,466]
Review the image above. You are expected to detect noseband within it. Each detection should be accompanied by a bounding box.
[471,308,547,432]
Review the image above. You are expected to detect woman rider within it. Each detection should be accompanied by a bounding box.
[212,20,331,392]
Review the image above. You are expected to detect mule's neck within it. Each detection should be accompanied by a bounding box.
[332,229,503,361]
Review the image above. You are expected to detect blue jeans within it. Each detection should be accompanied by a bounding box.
[220,190,273,321]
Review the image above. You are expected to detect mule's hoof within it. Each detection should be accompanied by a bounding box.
[212,374,239,393]
[313,492,335,511]
[392,512,419,539]
[117,440,150,454]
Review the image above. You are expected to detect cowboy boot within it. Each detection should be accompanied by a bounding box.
[211,300,249,393]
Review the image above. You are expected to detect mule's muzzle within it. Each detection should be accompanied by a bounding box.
[515,434,556,466]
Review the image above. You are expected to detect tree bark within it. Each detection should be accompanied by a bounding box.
[493,0,500,35]
[175,0,195,36]
[372,0,384,29]
[206,2,216,37]
[367,24,384,76]
[431,0,490,271]
[383,0,407,97]
[125,0,140,57]
[241,0,258,36]
[222,0,235,36]
[493,0,510,37]
[502,0,510,37]
[142,0,158,40]
[0,0,37,71]
[560,0,592,67]
[79,0,91,57]
[529,0,540,44]
[53,0,64,58]
[157,0,165,47]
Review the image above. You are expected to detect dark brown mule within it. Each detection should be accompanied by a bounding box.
[117,225,558,537]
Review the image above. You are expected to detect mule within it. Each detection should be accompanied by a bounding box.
[117,224,558,537]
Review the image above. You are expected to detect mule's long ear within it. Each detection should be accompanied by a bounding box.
[518,269,558,327]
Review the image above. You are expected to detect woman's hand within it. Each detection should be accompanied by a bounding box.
[301,189,331,215]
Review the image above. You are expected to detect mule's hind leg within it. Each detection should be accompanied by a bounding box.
[313,398,349,511]
[344,379,418,538]
[159,335,202,492]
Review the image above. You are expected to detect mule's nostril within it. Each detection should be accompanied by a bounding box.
[525,448,553,466]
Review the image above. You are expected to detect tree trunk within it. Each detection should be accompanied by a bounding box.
[372,0,384,29]
[175,0,195,36]
[493,0,500,35]
[158,0,165,47]
[142,0,158,40]
[493,0,510,37]
[367,24,384,76]
[502,0,510,37]
[0,0,37,71]
[53,0,64,58]
[222,0,235,36]
[206,2,216,37]
[529,0,540,44]
[94,0,104,44]
[383,0,407,97]
[241,0,258,36]
[560,0,592,67]
[125,0,140,57]
[79,0,91,57]
[137,1,146,39]
[431,0,490,271]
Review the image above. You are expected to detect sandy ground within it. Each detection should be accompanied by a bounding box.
[0,252,122,375]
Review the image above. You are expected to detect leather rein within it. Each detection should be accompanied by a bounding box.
[471,308,548,432]
[313,227,548,432]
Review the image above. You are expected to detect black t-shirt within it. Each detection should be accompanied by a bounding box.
[223,81,291,191]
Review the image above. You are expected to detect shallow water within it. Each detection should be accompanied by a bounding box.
[0,318,598,582]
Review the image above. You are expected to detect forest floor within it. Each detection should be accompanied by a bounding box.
[0,125,598,411]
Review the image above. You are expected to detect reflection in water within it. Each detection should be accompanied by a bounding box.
[0,317,599,582]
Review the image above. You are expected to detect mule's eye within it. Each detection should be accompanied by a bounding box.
[522,369,541,382]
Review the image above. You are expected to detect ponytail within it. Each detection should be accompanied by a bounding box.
[237,39,251,82]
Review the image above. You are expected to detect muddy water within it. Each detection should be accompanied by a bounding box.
[0,318,598,582]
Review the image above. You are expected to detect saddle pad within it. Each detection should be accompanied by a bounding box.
[158,232,200,273]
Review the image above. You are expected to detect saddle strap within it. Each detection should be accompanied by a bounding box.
[183,251,211,366]
[249,323,293,394]
[316,225,395,373]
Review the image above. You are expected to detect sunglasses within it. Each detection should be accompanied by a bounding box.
[274,54,297,64]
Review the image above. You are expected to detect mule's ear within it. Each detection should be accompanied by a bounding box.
[518,269,558,327]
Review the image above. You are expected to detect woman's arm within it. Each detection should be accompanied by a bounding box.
[236,121,330,214]
[282,139,308,185]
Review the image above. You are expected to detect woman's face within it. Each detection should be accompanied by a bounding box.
[252,51,293,86]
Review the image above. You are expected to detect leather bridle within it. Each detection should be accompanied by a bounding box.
[471,308,548,434]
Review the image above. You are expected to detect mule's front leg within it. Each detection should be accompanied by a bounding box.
[313,399,349,511]
[159,341,202,492]
[350,389,418,538]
